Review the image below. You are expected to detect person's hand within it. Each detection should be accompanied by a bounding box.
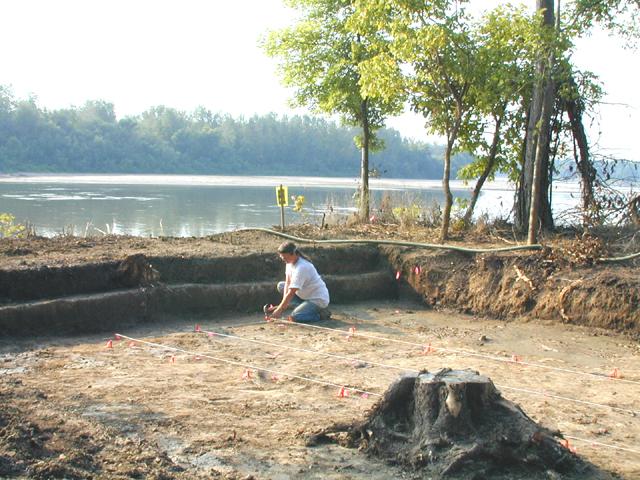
[270,306,283,319]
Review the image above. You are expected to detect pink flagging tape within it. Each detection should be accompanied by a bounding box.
[268,320,640,386]
[422,343,435,355]
[113,333,381,399]
[560,438,577,454]
[609,368,623,379]
[192,325,639,417]
[346,326,356,341]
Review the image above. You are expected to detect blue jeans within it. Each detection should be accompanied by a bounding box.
[277,281,321,323]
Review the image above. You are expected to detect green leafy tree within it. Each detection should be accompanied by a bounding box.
[0,213,25,238]
[353,0,479,241]
[264,0,402,221]
[515,0,559,243]
[0,85,457,179]
[78,100,117,124]
[517,0,639,239]
[565,0,638,226]
[554,65,604,224]
[456,5,540,225]
[568,0,640,43]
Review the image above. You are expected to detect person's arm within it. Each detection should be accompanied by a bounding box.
[283,271,291,299]
[271,286,298,318]
[269,270,292,317]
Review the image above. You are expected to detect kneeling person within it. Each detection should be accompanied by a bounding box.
[268,241,330,323]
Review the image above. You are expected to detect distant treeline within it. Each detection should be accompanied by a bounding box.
[0,90,471,178]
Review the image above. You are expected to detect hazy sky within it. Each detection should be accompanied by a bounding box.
[2,0,638,161]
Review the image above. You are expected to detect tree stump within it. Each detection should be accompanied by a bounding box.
[326,369,602,479]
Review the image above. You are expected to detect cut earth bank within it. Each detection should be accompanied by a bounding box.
[0,226,639,479]
[1,226,638,337]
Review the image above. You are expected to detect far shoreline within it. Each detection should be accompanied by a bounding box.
[0,172,582,194]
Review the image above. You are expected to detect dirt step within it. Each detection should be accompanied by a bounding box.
[0,271,397,336]
[0,246,385,305]
[150,245,384,284]
[0,261,124,304]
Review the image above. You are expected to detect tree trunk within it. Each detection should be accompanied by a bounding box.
[440,137,455,243]
[516,0,556,235]
[359,99,370,222]
[565,77,597,225]
[516,71,543,232]
[528,57,556,244]
[463,112,503,225]
[440,108,462,243]
[515,103,531,227]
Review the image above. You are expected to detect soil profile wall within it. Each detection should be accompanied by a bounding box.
[151,246,381,284]
[2,239,637,337]
[384,246,640,335]
[0,272,396,336]
[0,262,123,304]
[0,245,383,305]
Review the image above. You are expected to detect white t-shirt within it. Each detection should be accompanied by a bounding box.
[286,257,330,308]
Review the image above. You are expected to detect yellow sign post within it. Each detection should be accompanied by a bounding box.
[275,184,288,230]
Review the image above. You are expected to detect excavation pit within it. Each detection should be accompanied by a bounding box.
[0,231,638,478]
[0,305,636,479]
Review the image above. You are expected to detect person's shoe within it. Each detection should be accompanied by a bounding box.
[319,308,332,321]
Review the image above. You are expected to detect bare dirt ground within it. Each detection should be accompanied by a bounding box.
[2,222,636,270]
[1,301,639,479]
[0,235,254,270]
[1,224,639,478]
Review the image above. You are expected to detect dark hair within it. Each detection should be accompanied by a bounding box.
[277,241,309,260]
[277,241,297,254]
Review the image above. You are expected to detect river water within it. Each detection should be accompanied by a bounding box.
[0,174,581,237]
